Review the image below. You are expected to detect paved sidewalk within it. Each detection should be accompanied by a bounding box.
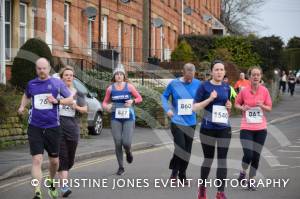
[0,85,299,181]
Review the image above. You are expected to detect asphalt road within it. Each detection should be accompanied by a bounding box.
[0,115,299,199]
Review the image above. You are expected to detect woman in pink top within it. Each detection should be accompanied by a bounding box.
[235,66,272,190]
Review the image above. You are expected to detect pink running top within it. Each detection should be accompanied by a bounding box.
[235,85,272,131]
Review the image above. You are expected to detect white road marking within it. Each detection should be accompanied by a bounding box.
[278,150,300,153]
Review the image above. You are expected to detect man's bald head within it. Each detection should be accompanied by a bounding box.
[240,72,245,80]
[35,57,51,80]
[182,63,196,82]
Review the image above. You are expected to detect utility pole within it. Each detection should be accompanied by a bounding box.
[181,0,184,34]
[98,0,101,46]
[142,0,151,62]
[0,0,6,84]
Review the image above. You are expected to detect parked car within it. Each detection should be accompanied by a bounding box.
[53,73,104,135]
[296,70,300,84]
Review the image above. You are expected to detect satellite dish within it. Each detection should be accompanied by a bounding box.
[184,6,193,15]
[213,20,222,28]
[120,0,131,3]
[203,14,212,22]
[153,18,164,28]
[83,6,97,18]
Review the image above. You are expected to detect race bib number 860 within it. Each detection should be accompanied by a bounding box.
[178,99,193,115]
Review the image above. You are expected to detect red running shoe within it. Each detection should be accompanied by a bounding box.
[215,191,227,199]
[198,186,207,199]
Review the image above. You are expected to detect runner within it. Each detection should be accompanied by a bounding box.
[288,72,296,96]
[279,70,287,93]
[193,60,232,199]
[223,75,237,101]
[18,58,73,199]
[234,72,250,93]
[235,66,272,191]
[57,66,88,197]
[102,64,142,175]
[161,63,201,183]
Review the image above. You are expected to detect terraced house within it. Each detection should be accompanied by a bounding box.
[0,0,225,83]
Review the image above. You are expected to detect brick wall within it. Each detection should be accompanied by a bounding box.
[5,0,221,81]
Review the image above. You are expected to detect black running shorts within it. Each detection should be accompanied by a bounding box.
[27,125,61,157]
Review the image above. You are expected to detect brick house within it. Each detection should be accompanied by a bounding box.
[0,0,225,83]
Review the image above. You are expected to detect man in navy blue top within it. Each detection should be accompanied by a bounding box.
[161,63,201,183]
[18,58,73,199]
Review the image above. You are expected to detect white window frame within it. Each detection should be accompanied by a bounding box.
[130,25,135,62]
[64,2,70,48]
[152,26,156,56]
[87,19,93,55]
[19,2,27,47]
[4,0,11,61]
[118,21,123,62]
[160,27,164,60]
[45,0,52,49]
[101,15,108,49]
[32,7,36,38]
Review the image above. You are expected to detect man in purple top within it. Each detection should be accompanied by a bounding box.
[18,58,73,199]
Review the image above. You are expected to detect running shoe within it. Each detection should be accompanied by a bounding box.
[170,169,178,179]
[237,171,246,186]
[248,180,257,191]
[215,191,227,199]
[46,177,59,199]
[32,189,42,199]
[126,151,133,164]
[178,173,189,186]
[198,186,207,199]
[61,187,72,198]
[116,167,125,175]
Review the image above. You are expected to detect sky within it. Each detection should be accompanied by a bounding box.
[256,0,300,45]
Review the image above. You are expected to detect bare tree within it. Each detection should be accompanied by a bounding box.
[221,0,266,35]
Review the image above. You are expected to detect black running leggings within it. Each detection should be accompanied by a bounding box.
[240,129,267,178]
[169,123,196,178]
[200,127,231,192]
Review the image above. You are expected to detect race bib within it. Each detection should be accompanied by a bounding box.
[60,104,75,117]
[246,107,263,123]
[34,94,53,110]
[178,99,193,115]
[212,105,228,124]
[115,108,130,119]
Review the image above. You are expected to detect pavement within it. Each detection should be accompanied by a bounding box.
[0,85,300,182]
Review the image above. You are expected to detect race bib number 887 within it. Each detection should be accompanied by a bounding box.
[115,108,130,119]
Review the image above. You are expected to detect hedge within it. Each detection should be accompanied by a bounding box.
[10,38,53,90]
